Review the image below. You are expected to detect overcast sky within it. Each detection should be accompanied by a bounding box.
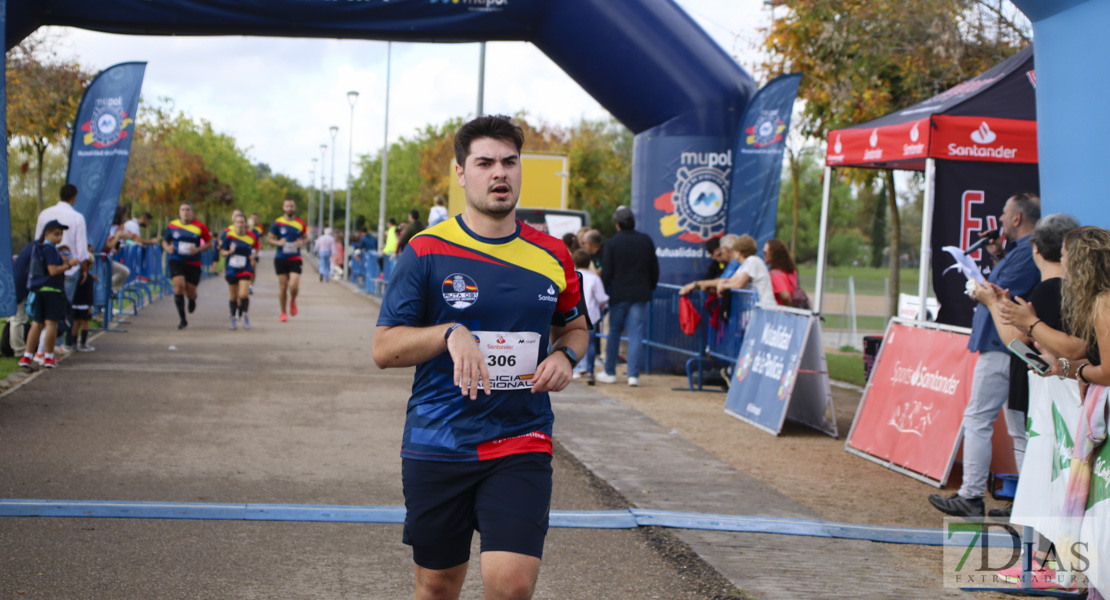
[48,0,769,189]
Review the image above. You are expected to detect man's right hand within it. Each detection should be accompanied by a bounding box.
[446,325,490,400]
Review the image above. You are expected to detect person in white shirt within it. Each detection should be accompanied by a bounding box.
[313,228,336,283]
[121,211,159,246]
[34,184,89,303]
[717,234,776,308]
[427,194,449,227]
[571,249,609,384]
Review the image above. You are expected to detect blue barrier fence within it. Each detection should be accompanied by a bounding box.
[92,245,218,331]
[351,252,756,389]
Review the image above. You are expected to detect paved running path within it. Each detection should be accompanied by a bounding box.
[0,254,733,599]
[0,253,985,599]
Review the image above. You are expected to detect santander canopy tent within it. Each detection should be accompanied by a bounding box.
[815,46,1037,325]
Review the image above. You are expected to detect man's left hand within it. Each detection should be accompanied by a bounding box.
[531,352,573,394]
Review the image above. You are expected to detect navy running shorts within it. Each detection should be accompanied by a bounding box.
[401,452,553,570]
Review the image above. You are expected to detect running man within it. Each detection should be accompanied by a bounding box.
[267,199,307,322]
[220,212,259,330]
[162,202,213,330]
[372,115,589,600]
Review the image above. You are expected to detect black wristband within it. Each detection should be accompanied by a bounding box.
[1078,364,1090,384]
[445,323,463,342]
[1029,320,1043,337]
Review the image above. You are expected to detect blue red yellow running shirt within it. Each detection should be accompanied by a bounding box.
[164,219,212,266]
[270,216,307,261]
[377,215,583,462]
[222,230,259,278]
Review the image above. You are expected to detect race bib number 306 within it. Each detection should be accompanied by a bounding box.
[474,331,541,390]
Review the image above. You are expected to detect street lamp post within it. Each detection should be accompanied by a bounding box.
[310,157,318,235]
[328,125,338,235]
[378,41,392,254]
[344,90,359,280]
[318,144,327,235]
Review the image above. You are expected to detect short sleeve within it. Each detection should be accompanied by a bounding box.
[269,222,280,237]
[44,245,62,266]
[163,228,173,243]
[220,234,230,250]
[1030,280,1064,332]
[376,245,428,327]
[552,247,585,326]
[770,269,790,294]
[198,223,212,243]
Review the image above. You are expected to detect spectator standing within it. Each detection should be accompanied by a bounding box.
[572,248,608,385]
[357,227,377,253]
[314,228,336,283]
[19,220,79,371]
[972,213,1079,519]
[583,230,604,273]
[764,238,804,307]
[34,184,90,303]
[332,233,345,280]
[598,205,659,386]
[9,238,36,355]
[929,193,1041,517]
[106,205,131,294]
[717,235,775,308]
[396,209,424,254]
[71,251,97,351]
[427,194,449,227]
[562,233,579,253]
[121,210,159,246]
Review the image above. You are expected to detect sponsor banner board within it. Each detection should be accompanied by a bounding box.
[845,319,977,486]
[724,306,837,437]
[930,116,1038,164]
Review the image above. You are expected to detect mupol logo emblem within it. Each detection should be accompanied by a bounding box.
[81,97,133,148]
[971,122,997,145]
[441,273,479,309]
[745,110,786,148]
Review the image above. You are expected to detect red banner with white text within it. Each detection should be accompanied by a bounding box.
[846,321,978,484]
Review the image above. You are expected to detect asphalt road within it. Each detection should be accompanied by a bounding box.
[0,256,739,600]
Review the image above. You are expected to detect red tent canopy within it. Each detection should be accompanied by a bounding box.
[824,46,1036,171]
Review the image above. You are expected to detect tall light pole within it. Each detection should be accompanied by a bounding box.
[310,157,318,235]
[318,144,327,234]
[477,42,486,117]
[378,41,392,253]
[328,125,338,234]
[344,90,359,279]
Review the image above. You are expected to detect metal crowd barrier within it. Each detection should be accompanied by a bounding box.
[354,251,394,296]
[597,284,757,390]
[92,245,217,332]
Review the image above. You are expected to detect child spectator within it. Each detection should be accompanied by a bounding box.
[71,248,97,351]
[572,248,608,385]
[20,220,79,370]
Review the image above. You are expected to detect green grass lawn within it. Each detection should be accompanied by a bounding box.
[825,351,866,386]
[797,264,929,297]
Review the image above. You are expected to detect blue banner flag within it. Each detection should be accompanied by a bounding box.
[66,62,147,255]
[0,5,14,318]
[727,73,802,249]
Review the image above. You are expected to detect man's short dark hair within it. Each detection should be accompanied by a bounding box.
[706,237,721,253]
[409,208,420,221]
[140,212,153,220]
[454,115,524,167]
[1010,192,1041,224]
[60,184,78,202]
[388,218,397,226]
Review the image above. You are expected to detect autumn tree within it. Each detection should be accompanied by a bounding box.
[761,0,1027,316]
[6,32,93,212]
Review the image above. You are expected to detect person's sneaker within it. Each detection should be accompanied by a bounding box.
[177,320,188,330]
[242,315,251,330]
[587,373,595,386]
[42,357,57,369]
[999,560,1055,584]
[76,343,96,352]
[18,356,38,372]
[229,316,237,331]
[596,372,617,384]
[33,352,45,365]
[720,367,732,390]
[290,299,298,316]
[988,504,1012,519]
[572,371,582,380]
[249,286,254,295]
[628,377,640,387]
[279,313,288,323]
[187,298,196,314]
[928,493,985,517]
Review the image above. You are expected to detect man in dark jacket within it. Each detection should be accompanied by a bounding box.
[396,209,425,254]
[598,205,658,386]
